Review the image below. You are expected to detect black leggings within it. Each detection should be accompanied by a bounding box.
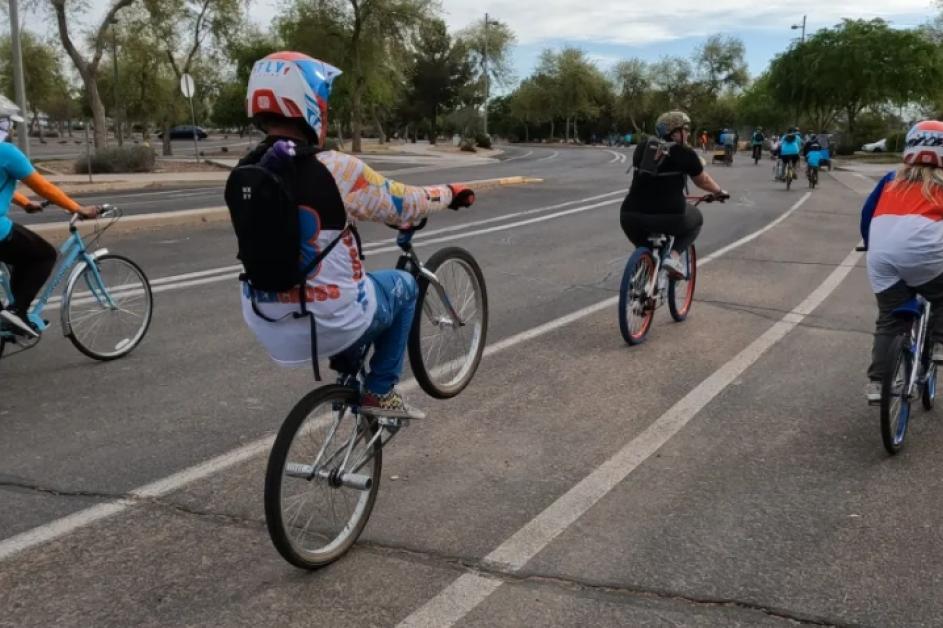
[0,223,57,315]
[620,205,704,254]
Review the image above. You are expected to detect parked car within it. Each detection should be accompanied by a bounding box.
[861,138,887,153]
[158,125,208,140]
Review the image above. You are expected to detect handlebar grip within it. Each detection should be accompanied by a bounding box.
[855,245,867,252]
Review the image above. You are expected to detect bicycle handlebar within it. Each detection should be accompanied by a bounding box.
[687,192,730,205]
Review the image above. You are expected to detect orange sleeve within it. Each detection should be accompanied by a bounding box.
[20,172,80,212]
[11,192,31,208]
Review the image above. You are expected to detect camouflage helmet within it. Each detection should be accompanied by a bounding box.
[655,111,691,140]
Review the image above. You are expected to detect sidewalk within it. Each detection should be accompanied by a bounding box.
[38,141,502,195]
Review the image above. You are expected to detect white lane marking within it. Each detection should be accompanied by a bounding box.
[700,192,811,264]
[399,242,861,628]
[605,150,622,164]
[852,172,872,180]
[0,191,812,563]
[502,150,534,162]
[536,151,559,162]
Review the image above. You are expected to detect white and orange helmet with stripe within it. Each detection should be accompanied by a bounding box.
[904,120,943,169]
[246,52,342,144]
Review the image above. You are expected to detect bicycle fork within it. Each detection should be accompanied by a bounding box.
[907,303,932,399]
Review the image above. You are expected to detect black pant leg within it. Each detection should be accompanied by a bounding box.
[0,224,57,314]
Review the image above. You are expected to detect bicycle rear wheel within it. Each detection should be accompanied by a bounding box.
[63,254,153,360]
[881,334,912,455]
[408,247,487,399]
[619,249,656,345]
[668,245,697,322]
[265,385,381,569]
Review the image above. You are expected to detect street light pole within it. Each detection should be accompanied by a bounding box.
[791,14,807,43]
[482,12,489,136]
[7,0,30,155]
[110,17,123,146]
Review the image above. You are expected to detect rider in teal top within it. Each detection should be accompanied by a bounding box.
[777,127,801,180]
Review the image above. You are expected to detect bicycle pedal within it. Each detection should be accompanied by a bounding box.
[378,416,408,430]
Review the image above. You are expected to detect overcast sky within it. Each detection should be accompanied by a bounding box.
[18,0,936,82]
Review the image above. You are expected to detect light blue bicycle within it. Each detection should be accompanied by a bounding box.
[0,204,152,360]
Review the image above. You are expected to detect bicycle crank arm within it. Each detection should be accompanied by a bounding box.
[284,463,373,491]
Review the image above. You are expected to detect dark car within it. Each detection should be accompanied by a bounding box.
[158,125,208,140]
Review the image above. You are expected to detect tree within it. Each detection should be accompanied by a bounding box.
[50,0,136,148]
[406,18,472,143]
[612,58,651,132]
[509,78,547,141]
[768,19,943,136]
[535,48,609,142]
[0,33,70,138]
[142,0,243,154]
[694,34,748,96]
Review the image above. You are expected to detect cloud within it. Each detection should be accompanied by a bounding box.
[440,0,934,46]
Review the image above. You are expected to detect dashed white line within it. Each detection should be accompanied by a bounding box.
[536,151,559,162]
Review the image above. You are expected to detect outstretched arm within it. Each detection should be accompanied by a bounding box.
[316,151,456,226]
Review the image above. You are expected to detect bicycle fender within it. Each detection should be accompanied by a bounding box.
[60,248,110,335]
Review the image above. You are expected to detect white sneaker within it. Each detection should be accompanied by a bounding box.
[662,256,685,279]
[865,381,882,404]
[0,310,38,338]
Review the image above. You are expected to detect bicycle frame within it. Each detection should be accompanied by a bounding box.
[0,227,110,335]
[903,298,932,399]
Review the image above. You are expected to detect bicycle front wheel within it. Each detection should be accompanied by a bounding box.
[619,248,656,345]
[408,247,488,399]
[668,245,697,322]
[265,385,381,569]
[63,254,153,360]
[881,334,912,455]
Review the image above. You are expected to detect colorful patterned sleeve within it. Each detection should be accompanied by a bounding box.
[316,151,454,226]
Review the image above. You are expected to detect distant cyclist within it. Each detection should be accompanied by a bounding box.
[802,133,823,173]
[776,127,801,180]
[860,120,943,402]
[751,127,765,162]
[0,95,97,338]
[620,111,728,278]
[719,128,736,163]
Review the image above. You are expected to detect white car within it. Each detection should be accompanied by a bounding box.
[862,138,887,153]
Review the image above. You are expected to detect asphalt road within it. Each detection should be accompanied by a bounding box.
[2,147,937,627]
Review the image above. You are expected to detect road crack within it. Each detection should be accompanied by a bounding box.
[357,540,857,627]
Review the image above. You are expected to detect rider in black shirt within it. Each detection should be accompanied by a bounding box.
[620,110,728,277]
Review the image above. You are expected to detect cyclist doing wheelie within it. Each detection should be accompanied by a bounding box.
[861,120,943,402]
[620,111,728,278]
[235,52,474,420]
[0,95,97,339]
[776,127,801,181]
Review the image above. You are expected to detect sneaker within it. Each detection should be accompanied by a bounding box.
[662,256,685,279]
[865,381,882,404]
[0,310,39,338]
[933,342,943,364]
[360,389,427,420]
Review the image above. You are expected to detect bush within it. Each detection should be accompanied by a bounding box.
[322,138,342,151]
[835,143,857,156]
[886,131,907,153]
[74,146,156,174]
[459,137,477,152]
[475,133,492,149]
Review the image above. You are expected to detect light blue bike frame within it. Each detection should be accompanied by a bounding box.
[0,225,110,335]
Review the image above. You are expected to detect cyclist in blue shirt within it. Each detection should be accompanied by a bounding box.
[776,127,802,180]
[0,96,97,337]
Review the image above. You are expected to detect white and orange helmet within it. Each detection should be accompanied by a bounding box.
[903,120,943,169]
[246,52,342,143]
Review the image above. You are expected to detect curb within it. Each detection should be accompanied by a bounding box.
[27,175,543,240]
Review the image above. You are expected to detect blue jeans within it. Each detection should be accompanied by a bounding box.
[341,270,417,395]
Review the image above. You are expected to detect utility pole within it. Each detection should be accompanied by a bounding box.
[8,0,30,155]
[791,14,807,43]
[111,17,123,146]
[482,12,489,136]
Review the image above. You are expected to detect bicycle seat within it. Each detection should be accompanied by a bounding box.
[892,297,924,319]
